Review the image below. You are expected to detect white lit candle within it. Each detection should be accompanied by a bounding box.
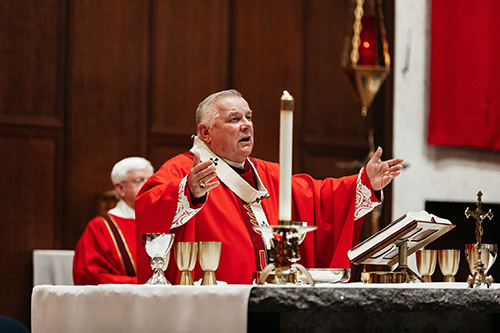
[279,90,294,223]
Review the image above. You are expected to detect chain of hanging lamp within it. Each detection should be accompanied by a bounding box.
[349,0,364,65]
[347,0,392,235]
[376,0,391,67]
[349,0,390,68]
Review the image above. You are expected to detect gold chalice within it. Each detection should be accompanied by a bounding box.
[465,243,497,288]
[175,242,198,285]
[438,249,460,282]
[198,241,221,285]
[416,250,437,282]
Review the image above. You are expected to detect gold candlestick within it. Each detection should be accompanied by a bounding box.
[254,92,316,286]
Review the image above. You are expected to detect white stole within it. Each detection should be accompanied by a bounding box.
[191,136,274,248]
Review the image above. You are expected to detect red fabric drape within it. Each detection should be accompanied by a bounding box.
[429,0,500,150]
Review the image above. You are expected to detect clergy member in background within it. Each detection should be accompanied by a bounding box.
[73,157,154,285]
[136,89,403,284]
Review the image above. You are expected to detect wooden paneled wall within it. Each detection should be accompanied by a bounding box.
[0,0,394,326]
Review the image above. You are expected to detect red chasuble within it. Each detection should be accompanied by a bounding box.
[136,152,371,285]
[73,214,137,285]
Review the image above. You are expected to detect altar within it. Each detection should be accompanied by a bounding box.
[249,283,500,332]
[32,283,500,332]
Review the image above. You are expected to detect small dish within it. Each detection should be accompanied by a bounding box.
[298,268,351,284]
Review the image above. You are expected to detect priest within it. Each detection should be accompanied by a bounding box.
[73,157,154,285]
[135,89,403,284]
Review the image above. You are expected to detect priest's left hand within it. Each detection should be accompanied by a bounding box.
[365,147,404,191]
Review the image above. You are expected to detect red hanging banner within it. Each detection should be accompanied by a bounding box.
[429,0,500,150]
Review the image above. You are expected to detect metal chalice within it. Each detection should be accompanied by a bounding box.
[465,243,497,288]
[141,233,175,285]
[175,241,198,285]
[198,241,221,285]
[416,249,437,282]
[438,249,460,282]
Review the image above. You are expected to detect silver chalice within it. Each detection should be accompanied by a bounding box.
[141,233,175,285]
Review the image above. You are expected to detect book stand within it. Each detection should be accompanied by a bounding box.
[351,216,456,283]
[392,241,423,282]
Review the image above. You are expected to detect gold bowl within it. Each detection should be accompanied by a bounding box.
[465,244,497,275]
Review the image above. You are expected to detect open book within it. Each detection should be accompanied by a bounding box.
[348,211,455,266]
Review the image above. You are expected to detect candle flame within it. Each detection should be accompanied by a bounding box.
[280,90,294,111]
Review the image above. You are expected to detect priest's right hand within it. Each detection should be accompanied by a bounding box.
[188,151,220,198]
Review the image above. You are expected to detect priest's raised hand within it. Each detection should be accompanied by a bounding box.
[365,147,404,191]
[188,151,219,198]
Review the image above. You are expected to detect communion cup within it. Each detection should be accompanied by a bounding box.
[198,241,221,285]
[175,242,198,285]
[141,233,175,285]
[465,244,497,278]
[416,249,437,282]
[438,249,460,282]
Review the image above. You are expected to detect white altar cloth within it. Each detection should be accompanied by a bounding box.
[31,284,253,333]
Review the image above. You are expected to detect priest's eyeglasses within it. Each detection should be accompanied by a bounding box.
[121,177,147,185]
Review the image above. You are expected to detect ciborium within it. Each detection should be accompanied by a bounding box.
[141,233,175,285]
[198,241,221,285]
[175,242,198,285]
[416,249,437,282]
[254,222,317,285]
[465,243,497,288]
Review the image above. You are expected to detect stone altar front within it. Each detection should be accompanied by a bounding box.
[248,283,500,332]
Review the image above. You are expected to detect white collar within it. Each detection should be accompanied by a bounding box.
[222,158,245,169]
[190,136,269,205]
[108,200,135,219]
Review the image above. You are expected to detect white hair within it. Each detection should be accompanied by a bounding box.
[196,89,243,130]
[110,157,154,184]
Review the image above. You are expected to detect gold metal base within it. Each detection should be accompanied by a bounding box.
[361,271,407,284]
[467,273,494,288]
[201,270,217,285]
[253,222,317,285]
[393,265,423,283]
[256,263,315,286]
[178,270,194,285]
[254,269,297,285]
